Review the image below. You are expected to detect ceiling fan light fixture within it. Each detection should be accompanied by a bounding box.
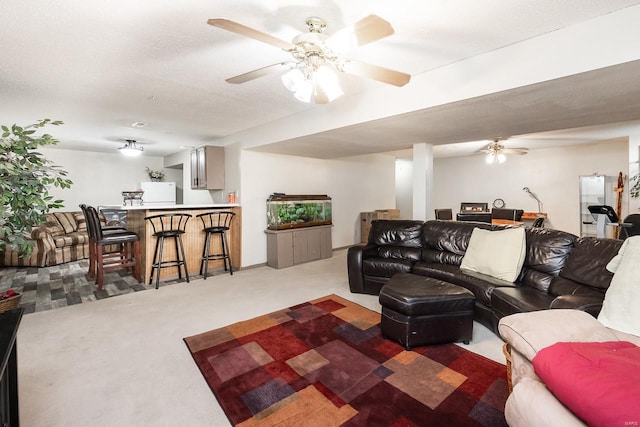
[315,66,343,102]
[484,139,509,164]
[209,15,410,103]
[485,153,496,164]
[293,80,314,103]
[119,139,144,157]
[485,151,506,164]
[281,68,305,92]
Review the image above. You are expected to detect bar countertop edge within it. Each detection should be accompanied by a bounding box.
[100,204,240,210]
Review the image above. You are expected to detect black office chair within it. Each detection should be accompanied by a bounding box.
[619,214,640,239]
[456,212,492,223]
[434,209,453,220]
[492,208,524,221]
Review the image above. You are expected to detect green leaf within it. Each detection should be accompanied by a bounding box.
[0,119,71,254]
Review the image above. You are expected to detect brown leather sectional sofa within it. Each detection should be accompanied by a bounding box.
[347,219,622,334]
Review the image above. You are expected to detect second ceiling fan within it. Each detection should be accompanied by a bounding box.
[207,15,411,103]
[480,138,529,164]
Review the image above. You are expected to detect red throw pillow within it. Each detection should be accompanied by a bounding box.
[533,341,640,427]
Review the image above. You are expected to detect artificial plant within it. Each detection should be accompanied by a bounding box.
[0,119,72,255]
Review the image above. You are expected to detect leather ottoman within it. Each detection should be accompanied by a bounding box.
[379,273,475,350]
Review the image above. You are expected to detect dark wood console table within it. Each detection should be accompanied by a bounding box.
[0,308,23,427]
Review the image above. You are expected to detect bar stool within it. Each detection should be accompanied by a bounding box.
[83,205,141,290]
[145,213,191,289]
[196,211,235,278]
[79,204,126,278]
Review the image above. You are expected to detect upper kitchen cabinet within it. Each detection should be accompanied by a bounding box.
[190,146,224,189]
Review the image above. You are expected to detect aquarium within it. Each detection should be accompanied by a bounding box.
[266,194,332,230]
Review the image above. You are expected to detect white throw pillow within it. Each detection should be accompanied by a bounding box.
[598,236,640,337]
[460,227,526,282]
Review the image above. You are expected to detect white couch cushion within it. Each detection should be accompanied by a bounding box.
[460,227,526,282]
[598,236,640,337]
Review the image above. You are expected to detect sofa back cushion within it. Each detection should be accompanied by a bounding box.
[519,227,576,293]
[53,212,79,234]
[421,220,494,265]
[549,236,621,295]
[73,212,88,231]
[368,220,424,247]
[43,213,65,237]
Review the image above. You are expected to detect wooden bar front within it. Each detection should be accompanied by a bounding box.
[125,206,242,283]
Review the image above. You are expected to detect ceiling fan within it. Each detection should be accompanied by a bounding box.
[207,15,411,103]
[480,138,529,164]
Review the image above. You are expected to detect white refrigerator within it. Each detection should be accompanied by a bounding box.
[140,182,176,205]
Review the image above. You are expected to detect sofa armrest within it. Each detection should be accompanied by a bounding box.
[347,244,377,293]
[550,295,603,317]
[498,309,619,362]
[30,225,56,256]
[505,378,586,427]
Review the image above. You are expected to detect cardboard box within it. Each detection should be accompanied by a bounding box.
[360,209,401,243]
[374,209,400,220]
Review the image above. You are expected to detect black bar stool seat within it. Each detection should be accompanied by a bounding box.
[145,213,192,289]
[196,211,235,278]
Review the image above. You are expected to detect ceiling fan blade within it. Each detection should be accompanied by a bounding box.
[351,14,395,47]
[327,15,394,52]
[207,18,295,51]
[226,62,291,84]
[342,60,411,87]
[502,148,529,155]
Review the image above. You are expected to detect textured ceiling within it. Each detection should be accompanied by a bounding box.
[1,0,640,158]
[253,60,640,159]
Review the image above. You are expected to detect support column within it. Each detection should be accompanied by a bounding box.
[412,143,433,221]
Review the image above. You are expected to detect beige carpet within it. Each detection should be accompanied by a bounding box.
[17,249,505,427]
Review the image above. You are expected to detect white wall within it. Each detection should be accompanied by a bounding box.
[39,147,165,210]
[395,159,413,219]
[41,146,226,209]
[239,150,396,267]
[430,140,628,236]
[40,145,397,268]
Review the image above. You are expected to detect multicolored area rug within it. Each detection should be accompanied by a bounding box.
[184,294,508,426]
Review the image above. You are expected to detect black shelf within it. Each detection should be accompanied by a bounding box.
[0,308,24,427]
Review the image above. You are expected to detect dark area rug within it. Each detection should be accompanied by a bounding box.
[0,260,188,313]
[184,294,509,426]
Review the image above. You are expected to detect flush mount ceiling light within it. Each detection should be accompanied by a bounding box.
[118,139,144,157]
[207,15,411,104]
[481,138,528,164]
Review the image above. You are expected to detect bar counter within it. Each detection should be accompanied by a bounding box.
[111,204,241,283]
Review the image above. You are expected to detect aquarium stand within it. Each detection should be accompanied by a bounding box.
[265,224,332,269]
